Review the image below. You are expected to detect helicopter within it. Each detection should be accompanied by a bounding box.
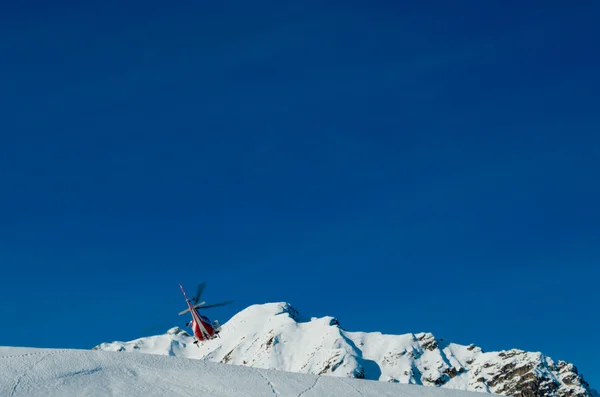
[178,282,233,346]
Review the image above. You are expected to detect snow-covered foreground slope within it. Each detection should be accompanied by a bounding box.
[0,346,497,397]
[96,302,598,397]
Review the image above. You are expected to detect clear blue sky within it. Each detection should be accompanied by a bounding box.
[1,0,598,388]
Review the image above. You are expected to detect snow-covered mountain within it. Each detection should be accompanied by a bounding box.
[0,346,492,397]
[95,302,598,397]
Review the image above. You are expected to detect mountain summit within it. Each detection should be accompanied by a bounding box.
[95,302,597,397]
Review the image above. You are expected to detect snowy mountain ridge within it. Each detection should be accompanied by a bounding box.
[0,346,494,397]
[95,302,598,397]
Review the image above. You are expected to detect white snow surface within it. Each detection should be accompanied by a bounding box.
[96,302,597,397]
[0,346,493,397]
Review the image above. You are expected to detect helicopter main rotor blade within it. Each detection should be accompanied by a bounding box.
[178,307,191,316]
[197,300,233,309]
[178,302,205,316]
[193,282,206,303]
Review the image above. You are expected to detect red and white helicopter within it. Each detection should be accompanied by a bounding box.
[178,282,233,346]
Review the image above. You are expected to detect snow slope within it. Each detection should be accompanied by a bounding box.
[0,346,497,397]
[96,302,598,397]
